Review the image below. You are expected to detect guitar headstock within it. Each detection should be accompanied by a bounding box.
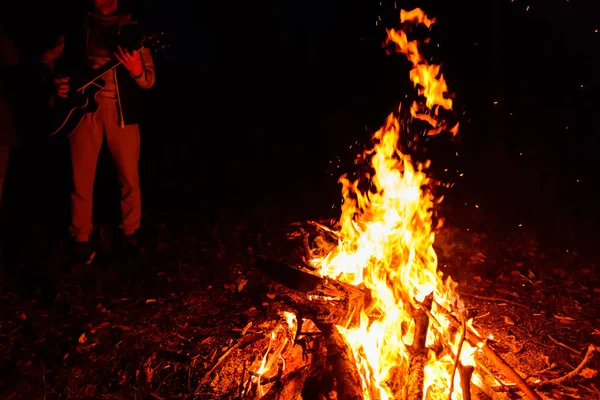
[142,32,170,52]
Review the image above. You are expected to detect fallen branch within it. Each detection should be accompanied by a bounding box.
[457,292,531,309]
[548,335,582,356]
[530,363,557,377]
[534,344,596,387]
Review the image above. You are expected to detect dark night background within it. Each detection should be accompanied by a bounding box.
[2,0,600,260]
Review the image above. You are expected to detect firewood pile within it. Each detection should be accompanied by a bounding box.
[191,220,599,400]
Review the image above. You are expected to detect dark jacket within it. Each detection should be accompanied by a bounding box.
[43,10,155,126]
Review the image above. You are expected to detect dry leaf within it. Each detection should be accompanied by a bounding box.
[508,342,523,354]
[78,333,87,344]
[145,367,154,383]
[237,279,248,292]
[113,325,131,331]
[241,322,253,335]
[223,284,235,292]
[90,322,111,334]
[578,368,598,379]
[504,316,515,325]
[553,315,576,324]
[541,354,551,367]
[496,288,520,298]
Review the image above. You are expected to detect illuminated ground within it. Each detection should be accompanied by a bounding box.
[0,201,598,399]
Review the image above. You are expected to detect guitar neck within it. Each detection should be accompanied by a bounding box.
[76,46,144,92]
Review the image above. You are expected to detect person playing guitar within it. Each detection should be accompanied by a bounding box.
[43,0,156,265]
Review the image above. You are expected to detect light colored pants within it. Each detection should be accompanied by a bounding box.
[69,96,141,242]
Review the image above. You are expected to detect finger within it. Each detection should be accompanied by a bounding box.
[124,50,135,63]
[119,46,132,62]
[116,46,128,62]
[114,52,126,65]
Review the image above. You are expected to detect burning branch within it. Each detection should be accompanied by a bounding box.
[417,300,542,399]
[470,333,542,400]
[405,294,433,400]
[448,311,468,400]
[434,302,543,400]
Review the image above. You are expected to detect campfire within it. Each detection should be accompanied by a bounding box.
[194,8,596,400]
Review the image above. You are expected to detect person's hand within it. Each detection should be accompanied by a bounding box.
[54,76,70,98]
[115,45,143,78]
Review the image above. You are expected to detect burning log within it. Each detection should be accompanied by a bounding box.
[250,256,368,399]
[252,256,370,328]
[458,364,474,400]
[405,294,433,400]
[319,324,364,400]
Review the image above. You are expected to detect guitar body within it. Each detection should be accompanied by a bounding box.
[47,31,169,139]
[49,83,103,139]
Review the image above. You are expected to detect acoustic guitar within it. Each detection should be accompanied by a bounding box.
[49,31,169,139]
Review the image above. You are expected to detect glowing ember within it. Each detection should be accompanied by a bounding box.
[311,8,478,399]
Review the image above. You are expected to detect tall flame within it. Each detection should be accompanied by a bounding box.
[312,8,474,399]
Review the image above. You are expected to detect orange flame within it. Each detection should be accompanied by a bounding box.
[312,8,476,399]
[385,8,458,136]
